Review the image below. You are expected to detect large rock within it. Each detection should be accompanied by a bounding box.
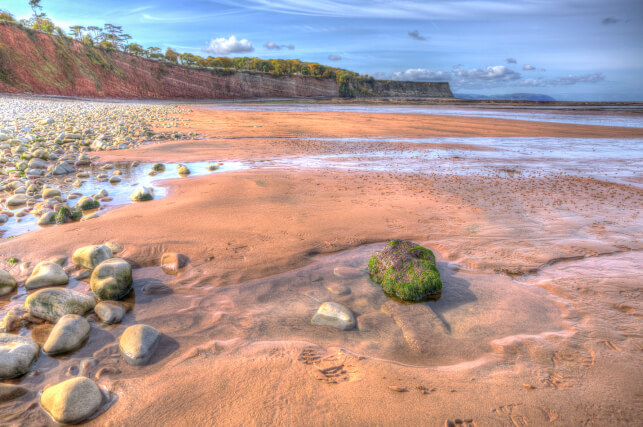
[25,261,68,290]
[367,240,442,301]
[43,314,91,354]
[72,245,113,269]
[94,301,126,324]
[51,162,75,175]
[24,288,96,323]
[120,324,161,365]
[130,185,154,202]
[0,269,17,296]
[40,376,103,424]
[0,334,39,379]
[90,258,132,300]
[311,302,356,330]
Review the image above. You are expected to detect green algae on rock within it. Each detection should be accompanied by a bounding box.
[368,240,442,302]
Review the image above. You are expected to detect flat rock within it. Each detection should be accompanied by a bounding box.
[0,334,40,379]
[40,376,102,424]
[333,266,364,279]
[6,194,28,206]
[0,383,28,402]
[381,301,447,352]
[90,258,132,300]
[25,261,68,290]
[25,288,96,323]
[43,314,91,354]
[72,244,113,269]
[311,302,356,330]
[0,269,17,296]
[326,282,350,296]
[95,301,126,324]
[120,324,161,365]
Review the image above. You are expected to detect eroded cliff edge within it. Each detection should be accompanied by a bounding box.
[0,23,453,100]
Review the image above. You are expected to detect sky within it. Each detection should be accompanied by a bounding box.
[3,0,643,101]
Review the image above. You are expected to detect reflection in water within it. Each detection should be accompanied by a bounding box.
[205,103,643,128]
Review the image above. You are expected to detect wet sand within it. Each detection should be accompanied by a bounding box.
[1,105,642,425]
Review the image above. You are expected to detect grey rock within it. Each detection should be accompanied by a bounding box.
[0,334,39,379]
[72,244,113,269]
[119,324,161,365]
[95,301,126,324]
[90,258,132,300]
[40,376,102,424]
[24,288,96,323]
[25,261,68,289]
[43,314,91,354]
[311,302,356,330]
[0,269,17,296]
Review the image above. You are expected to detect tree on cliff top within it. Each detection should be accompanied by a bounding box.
[28,0,43,26]
[165,48,180,64]
[0,10,15,22]
[69,25,85,39]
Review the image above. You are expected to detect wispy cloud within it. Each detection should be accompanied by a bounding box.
[602,17,621,25]
[203,36,254,55]
[264,41,295,50]
[328,54,342,61]
[523,64,535,71]
[392,65,606,89]
[506,57,517,64]
[408,30,428,41]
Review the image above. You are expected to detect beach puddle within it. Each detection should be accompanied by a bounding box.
[0,160,246,237]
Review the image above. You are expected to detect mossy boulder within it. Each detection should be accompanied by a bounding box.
[76,196,99,211]
[368,240,442,301]
[151,163,165,172]
[24,288,96,323]
[72,244,113,270]
[90,258,132,300]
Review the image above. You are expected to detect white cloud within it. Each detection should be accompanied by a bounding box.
[391,69,450,81]
[203,36,254,55]
[264,41,295,50]
[523,64,536,71]
[328,54,342,61]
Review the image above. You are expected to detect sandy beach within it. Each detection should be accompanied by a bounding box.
[1,100,642,425]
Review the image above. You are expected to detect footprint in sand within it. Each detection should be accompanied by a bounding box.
[297,346,360,384]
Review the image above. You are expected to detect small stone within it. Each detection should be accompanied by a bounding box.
[177,164,191,175]
[37,211,56,225]
[0,334,40,379]
[25,288,96,323]
[42,188,61,199]
[0,269,17,296]
[388,385,408,392]
[95,301,126,324]
[326,282,350,295]
[120,324,161,365]
[445,421,455,427]
[43,314,90,354]
[25,261,68,289]
[311,302,355,330]
[160,252,188,274]
[40,376,102,424]
[72,245,113,269]
[90,258,133,300]
[109,175,121,183]
[0,383,28,402]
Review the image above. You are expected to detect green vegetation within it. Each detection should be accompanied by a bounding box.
[1,1,373,97]
[368,240,442,302]
[6,257,19,266]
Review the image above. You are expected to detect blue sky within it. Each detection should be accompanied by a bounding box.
[4,0,642,100]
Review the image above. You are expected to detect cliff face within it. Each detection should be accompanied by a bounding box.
[0,24,338,99]
[368,80,453,98]
[0,23,453,100]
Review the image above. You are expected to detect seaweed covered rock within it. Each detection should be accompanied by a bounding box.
[368,240,441,301]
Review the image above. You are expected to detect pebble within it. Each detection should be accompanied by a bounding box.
[311,301,356,330]
[95,301,126,324]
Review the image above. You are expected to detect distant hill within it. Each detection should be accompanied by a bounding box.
[455,93,556,102]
